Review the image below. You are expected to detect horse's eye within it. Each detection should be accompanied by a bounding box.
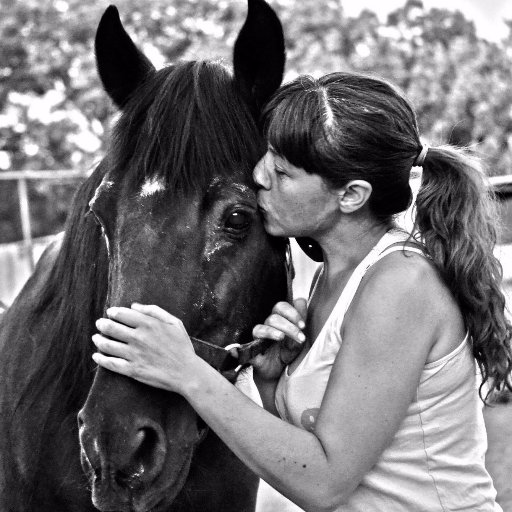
[225,211,251,231]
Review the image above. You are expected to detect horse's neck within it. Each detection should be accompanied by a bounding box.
[0,235,61,374]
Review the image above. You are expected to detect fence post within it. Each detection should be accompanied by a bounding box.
[17,177,34,272]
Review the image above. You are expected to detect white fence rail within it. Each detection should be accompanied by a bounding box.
[0,169,91,271]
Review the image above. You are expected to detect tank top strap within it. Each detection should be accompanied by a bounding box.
[331,230,421,321]
[364,241,426,274]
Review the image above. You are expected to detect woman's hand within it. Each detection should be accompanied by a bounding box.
[91,303,200,393]
[250,298,308,382]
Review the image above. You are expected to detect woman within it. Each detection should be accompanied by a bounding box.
[92,73,511,511]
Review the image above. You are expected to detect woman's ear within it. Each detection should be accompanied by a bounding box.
[337,180,373,213]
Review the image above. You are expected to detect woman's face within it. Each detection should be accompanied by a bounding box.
[253,149,341,239]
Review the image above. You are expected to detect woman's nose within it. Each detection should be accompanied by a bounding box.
[253,154,271,190]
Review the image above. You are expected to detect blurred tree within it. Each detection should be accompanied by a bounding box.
[0,0,511,242]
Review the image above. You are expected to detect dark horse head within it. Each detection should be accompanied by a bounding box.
[76,2,286,511]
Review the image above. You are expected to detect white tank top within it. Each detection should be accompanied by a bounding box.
[275,229,501,512]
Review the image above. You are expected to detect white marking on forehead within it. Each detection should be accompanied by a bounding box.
[139,176,166,197]
[321,87,335,129]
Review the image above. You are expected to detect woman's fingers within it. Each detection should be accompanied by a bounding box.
[272,301,306,330]
[105,306,150,328]
[251,299,308,346]
[92,333,131,359]
[96,317,136,343]
[131,303,182,326]
[253,324,287,342]
[105,304,182,328]
[266,312,306,344]
[253,320,304,345]
[92,352,132,376]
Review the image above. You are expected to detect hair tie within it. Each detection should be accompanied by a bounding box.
[413,143,429,167]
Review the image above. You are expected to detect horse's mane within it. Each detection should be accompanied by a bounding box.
[15,59,265,417]
[1,161,109,507]
[17,162,109,414]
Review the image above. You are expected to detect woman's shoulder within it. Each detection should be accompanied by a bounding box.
[362,248,440,302]
[345,247,465,361]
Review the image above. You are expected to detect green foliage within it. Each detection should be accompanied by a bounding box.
[1,0,511,242]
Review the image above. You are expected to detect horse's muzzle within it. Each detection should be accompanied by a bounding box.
[77,373,205,512]
[77,411,167,507]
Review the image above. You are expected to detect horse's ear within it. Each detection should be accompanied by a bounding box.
[95,5,155,109]
[233,0,285,120]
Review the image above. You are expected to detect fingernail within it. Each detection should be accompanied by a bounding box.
[298,320,306,330]
[106,307,116,316]
[95,319,104,329]
[298,332,306,342]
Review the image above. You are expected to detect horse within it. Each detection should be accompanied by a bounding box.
[0,1,288,510]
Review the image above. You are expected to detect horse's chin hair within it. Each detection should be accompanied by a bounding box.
[133,451,194,512]
[87,449,194,512]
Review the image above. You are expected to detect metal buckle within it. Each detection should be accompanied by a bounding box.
[224,343,242,372]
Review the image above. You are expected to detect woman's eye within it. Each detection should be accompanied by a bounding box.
[225,211,251,231]
[274,166,287,178]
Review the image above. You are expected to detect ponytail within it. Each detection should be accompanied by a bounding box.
[414,145,512,401]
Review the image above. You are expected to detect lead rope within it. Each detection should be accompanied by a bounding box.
[285,239,295,304]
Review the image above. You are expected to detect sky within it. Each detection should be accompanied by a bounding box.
[341,0,512,42]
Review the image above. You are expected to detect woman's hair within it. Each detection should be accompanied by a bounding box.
[262,72,512,401]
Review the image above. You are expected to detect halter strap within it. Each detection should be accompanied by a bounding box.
[191,240,295,382]
[190,336,274,381]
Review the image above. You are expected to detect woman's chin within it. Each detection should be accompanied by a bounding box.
[264,223,288,238]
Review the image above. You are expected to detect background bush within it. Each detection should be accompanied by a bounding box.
[1,0,511,242]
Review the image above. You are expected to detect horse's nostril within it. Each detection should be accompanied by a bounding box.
[133,427,161,475]
[112,425,166,488]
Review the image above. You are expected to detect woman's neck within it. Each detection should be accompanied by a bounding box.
[316,218,394,281]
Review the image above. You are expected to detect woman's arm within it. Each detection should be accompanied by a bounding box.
[92,254,442,511]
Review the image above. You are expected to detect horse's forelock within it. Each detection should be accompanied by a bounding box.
[110,60,265,196]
